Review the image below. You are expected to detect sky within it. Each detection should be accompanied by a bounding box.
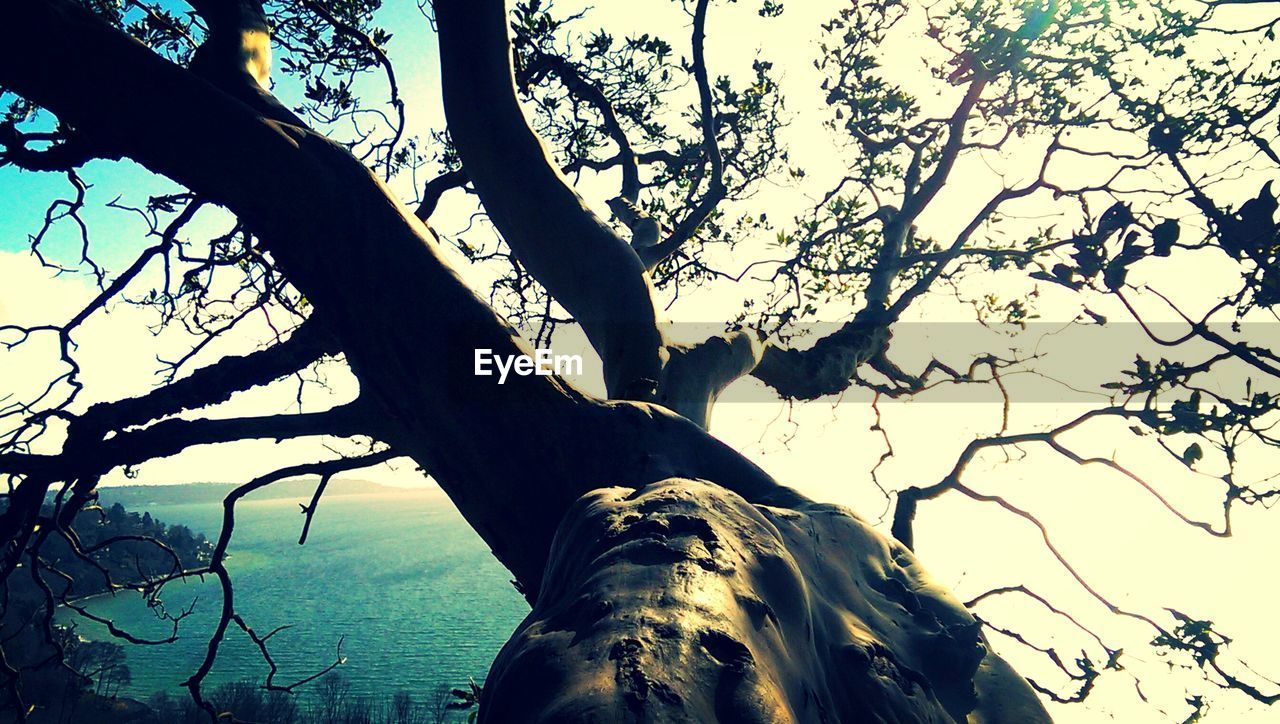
[2,0,1279,721]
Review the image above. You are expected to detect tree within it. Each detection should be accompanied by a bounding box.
[424,685,451,724]
[0,0,1277,721]
[391,689,418,724]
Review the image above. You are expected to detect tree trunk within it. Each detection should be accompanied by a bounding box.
[482,479,1048,723]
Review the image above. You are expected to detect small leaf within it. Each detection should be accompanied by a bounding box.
[1181,443,1203,467]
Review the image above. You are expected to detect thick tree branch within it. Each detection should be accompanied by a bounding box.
[13,318,341,538]
[897,77,987,226]
[657,331,764,428]
[6,404,370,485]
[434,0,666,400]
[186,0,295,123]
[750,311,891,400]
[77,317,339,436]
[0,125,103,171]
[414,168,467,221]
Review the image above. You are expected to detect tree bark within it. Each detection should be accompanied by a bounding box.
[483,479,1049,723]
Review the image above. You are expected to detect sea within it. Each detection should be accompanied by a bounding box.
[56,488,529,703]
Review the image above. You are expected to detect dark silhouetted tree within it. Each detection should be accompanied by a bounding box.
[1,0,1278,721]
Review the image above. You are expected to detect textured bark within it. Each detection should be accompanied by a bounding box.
[484,479,1049,723]
[752,314,891,401]
[658,332,765,429]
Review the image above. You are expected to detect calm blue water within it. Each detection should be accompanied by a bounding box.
[59,491,528,701]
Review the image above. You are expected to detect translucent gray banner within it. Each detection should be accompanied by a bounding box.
[475,321,1280,404]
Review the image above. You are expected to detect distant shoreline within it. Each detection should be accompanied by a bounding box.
[87,479,442,508]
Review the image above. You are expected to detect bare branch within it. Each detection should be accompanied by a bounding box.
[183,450,396,719]
[636,0,726,269]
